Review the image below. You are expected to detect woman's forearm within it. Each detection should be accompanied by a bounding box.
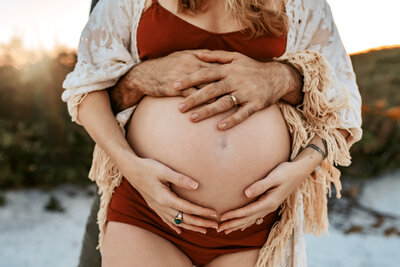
[77,90,142,174]
[292,129,351,179]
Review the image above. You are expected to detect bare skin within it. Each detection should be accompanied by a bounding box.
[108,51,303,116]
[97,0,351,266]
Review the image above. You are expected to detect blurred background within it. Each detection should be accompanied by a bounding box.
[0,0,399,266]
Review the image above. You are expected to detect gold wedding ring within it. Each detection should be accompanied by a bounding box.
[229,93,239,106]
[255,218,264,225]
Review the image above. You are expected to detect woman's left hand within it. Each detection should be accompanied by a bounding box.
[216,151,321,234]
[173,50,298,130]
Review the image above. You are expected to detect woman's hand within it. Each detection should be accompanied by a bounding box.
[216,138,325,234]
[173,50,303,130]
[123,156,219,235]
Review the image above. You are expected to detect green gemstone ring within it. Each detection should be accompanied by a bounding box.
[174,211,183,225]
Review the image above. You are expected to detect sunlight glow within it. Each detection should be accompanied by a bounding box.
[0,0,91,50]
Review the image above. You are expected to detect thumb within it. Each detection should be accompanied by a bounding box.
[245,176,273,198]
[165,169,199,191]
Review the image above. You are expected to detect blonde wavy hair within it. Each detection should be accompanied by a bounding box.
[177,0,288,38]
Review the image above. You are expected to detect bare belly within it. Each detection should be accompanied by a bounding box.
[126,95,291,217]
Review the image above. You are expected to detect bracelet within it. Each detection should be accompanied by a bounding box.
[321,138,328,159]
[305,143,327,160]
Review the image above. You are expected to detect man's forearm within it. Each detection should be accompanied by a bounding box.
[278,62,304,106]
[108,66,145,114]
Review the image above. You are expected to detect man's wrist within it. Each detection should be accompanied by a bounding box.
[275,61,304,105]
[108,65,145,114]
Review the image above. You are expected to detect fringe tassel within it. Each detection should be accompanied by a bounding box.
[87,121,127,250]
[255,50,352,267]
[68,93,88,126]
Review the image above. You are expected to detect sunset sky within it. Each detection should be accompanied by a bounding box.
[1,0,399,54]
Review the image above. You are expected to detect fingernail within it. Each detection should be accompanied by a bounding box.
[202,230,207,234]
[225,231,230,235]
[178,103,186,111]
[217,228,223,233]
[219,122,227,129]
[191,181,199,190]
[245,188,253,198]
[173,81,182,89]
[191,113,199,120]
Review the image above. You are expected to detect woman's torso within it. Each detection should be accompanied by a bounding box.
[127,0,290,218]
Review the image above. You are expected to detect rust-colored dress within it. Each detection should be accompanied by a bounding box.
[106,0,287,266]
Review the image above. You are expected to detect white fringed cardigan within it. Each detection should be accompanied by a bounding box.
[61,0,363,266]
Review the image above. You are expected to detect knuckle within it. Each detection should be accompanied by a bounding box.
[206,86,216,97]
[202,107,211,118]
[210,105,219,115]
[213,69,222,80]
[246,106,256,117]
[250,184,261,195]
[181,89,190,97]
[229,115,238,124]
[249,206,258,215]
[194,207,206,216]
[198,222,209,229]
[155,86,166,97]
[211,82,221,93]
[185,96,196,107]
[187,216,200,226]
[255,98,265,109]
[222,95,233,108]
[268,198,279,211]
[218,80,229,91]
[201,69,212,80]
[176,175,186,186]
[196,219,209,228]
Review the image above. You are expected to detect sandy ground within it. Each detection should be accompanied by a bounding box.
[0,170,399,267]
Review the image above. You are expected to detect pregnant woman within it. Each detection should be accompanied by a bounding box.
[62,0,362,266]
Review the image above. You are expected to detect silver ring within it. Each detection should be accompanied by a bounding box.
[174,211,184,225]
[229,93,239,106]
[255,218,264,225]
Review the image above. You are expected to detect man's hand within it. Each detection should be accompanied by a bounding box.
[108,50,220,113]
[173,50,304,130]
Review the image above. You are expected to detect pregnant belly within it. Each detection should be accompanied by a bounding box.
[126,95,291,217]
